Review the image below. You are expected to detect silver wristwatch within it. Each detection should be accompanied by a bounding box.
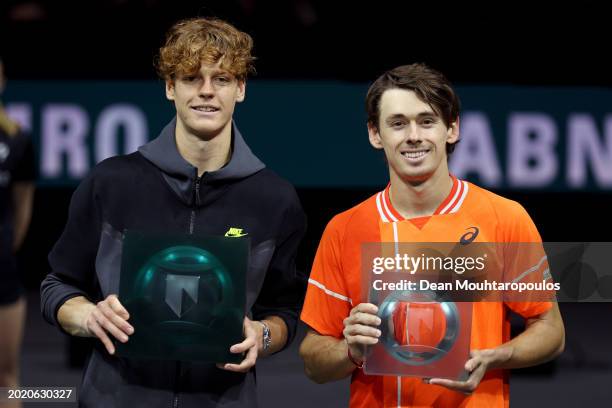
[259,321,272,351]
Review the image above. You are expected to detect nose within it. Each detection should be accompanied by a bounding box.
[406,122,421,143]
[198,78,215,98]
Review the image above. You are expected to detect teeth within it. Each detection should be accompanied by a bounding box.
[403,151,428,159]
[193,106,218,112]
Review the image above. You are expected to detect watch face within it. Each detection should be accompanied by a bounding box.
[116,231,248,363]
[258,321,271,350]
[262,323,271,350]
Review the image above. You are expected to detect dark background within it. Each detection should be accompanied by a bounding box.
[2,1,612,407]
[3,0,612,282]
[1,1,611,86]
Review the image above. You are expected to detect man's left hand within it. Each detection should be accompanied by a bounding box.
[428,348,512,394]
[217,317,262,373]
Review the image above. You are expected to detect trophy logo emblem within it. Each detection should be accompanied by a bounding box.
[165,274,200,318]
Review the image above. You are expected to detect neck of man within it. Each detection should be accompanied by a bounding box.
[175,118,232,178]
[388,162,454,219]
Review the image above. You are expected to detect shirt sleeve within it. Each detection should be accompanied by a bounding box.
[40,173,102,329]
[300,215,352,339]
[251,188,307,351]
[502,201,553,318]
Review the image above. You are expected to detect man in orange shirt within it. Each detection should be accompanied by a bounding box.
[299,63,565,407]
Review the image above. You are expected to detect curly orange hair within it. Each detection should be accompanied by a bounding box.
[156,17,255,81]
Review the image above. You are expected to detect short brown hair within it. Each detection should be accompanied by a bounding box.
[366,63,461,155]
[156,17,255,81]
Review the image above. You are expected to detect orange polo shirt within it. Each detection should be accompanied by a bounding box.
[301,177,552,407]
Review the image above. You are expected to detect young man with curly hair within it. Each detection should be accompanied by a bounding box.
[299,63,564,407]
[41,17,306,408]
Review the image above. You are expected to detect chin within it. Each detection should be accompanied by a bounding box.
[399,169,435,184]
[187,122,225,138]
[196,117,231,132]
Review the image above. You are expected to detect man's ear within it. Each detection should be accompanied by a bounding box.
[236,79,246,103]
[165,79,175,101]
[447,116,460,144]
[368,122,384,150]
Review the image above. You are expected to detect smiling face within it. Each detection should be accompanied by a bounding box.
[368,88,459,184]
[166,61,245,140]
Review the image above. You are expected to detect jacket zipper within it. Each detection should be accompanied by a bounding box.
[189,176,201,234]
[172,360,180,408]
[174,174,201,407]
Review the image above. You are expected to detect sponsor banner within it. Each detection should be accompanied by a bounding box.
[4,81,612,190]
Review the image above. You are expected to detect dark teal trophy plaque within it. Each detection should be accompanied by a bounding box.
[115,231,247,363]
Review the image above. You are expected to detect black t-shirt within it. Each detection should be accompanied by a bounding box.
[0,129,35,258]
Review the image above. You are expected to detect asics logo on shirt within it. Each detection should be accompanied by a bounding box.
[459,227,479,245]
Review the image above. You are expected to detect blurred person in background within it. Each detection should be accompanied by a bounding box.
[0,57,36,408]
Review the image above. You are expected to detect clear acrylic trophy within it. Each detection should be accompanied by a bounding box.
[365,287,472,380]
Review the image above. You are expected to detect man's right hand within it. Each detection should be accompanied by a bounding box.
[58,295,134,355]
[342,303,381,363]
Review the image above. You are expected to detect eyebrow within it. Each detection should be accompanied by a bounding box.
[188,68,233,76]
[385,111,438,122]
[210,70,232,76]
